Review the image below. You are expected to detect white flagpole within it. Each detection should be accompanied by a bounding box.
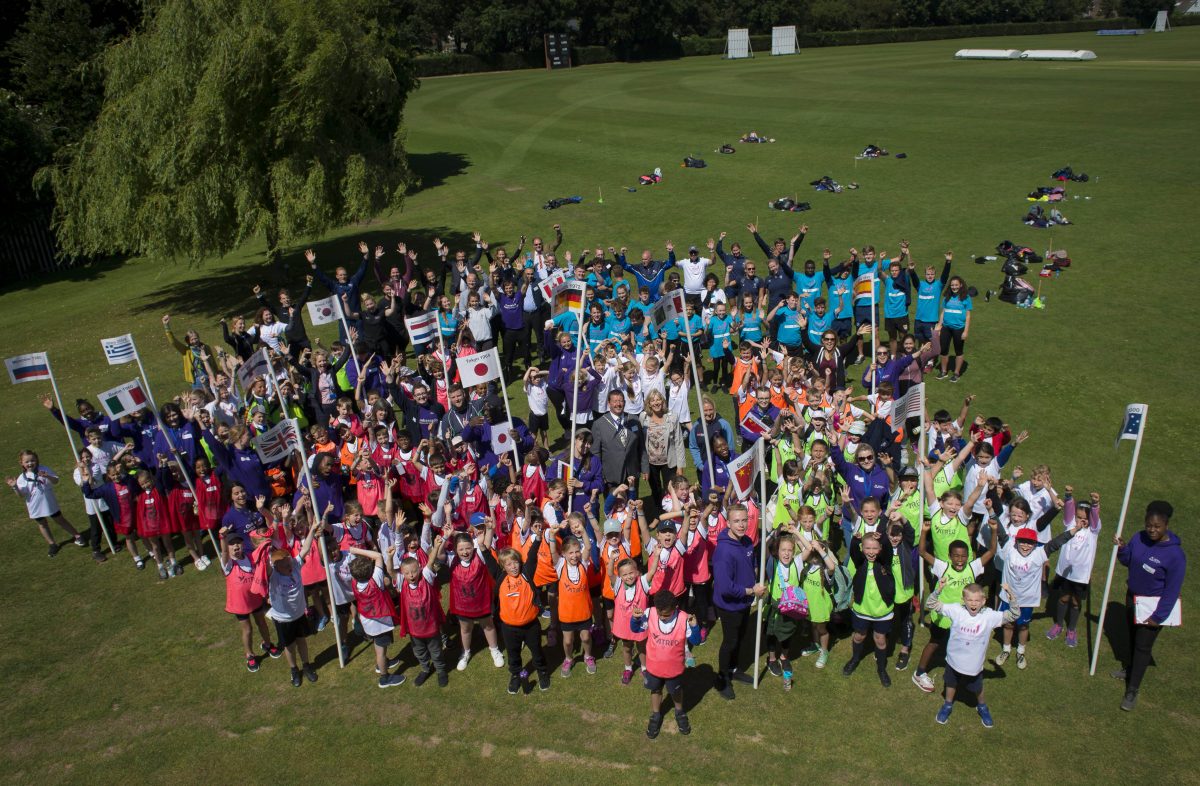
[494,358,523,469]
[1090,406,1148,677]
[48,362,118,555]
[435,313,452,409]
[682,311,716,490]
[870,275,877,398]
[337,299,361,380]
[132,340,223,567]
[917,400,926,602]
[753,437,768,690]
[567,309,585,515]
[271,377,346,669]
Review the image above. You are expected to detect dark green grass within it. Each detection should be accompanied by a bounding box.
[1,30,1198,784]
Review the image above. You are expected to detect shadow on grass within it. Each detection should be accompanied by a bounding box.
[0,254,130,296]
[408,151,471,194]
[128,228,480,324]
[683,663,716,712]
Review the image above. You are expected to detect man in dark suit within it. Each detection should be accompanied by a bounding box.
[592,390,642,495]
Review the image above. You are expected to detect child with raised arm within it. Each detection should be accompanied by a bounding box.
[643,590,702,739]
[992,512,1082,670]
[797,535,840,668]
[926,579,1020,727]
[549,515,600,677]
[447,521,504,672]
[1047,489,1101,647]
[8,450,84,557]
[912,517,997,693]
[398,531,449,687]
[482,541,552,694]
[264,517,322,687]
[609,549,656,686]
[764,530,810,690]
[347,545,405,688]
[219,530,277,671]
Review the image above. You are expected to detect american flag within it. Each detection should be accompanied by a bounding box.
[1115,403,1147,449]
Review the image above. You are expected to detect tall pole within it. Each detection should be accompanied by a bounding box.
[567,311,585,515]
[435,312,452,409]
[753,437,768,690]
[494,358,523,469]
[682,310,716,490]
[133,342,223,567]
[1089,406,1148,677]
[917,404,926,602]
[870,274,877,398]
[49,363,118,555]
[271,376,347,668]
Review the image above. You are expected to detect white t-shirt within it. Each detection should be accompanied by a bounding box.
[1056,522,1100,582]
[667,380,691,424]
[941,603,1006,676]
[14,468,60,518]
[356,567,393,636]
[524,380,549,416]
[258,321,289,351]
[267,559,307,622]
[1000,540,1049,607]
[962,459,1000,516]
[1017,481,1056,544]
[679,255,710,294]
[638,364,665,398]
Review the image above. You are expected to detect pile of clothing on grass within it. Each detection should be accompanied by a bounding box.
[1027,186,1066,202]
[1051,166,1090,182]
[638,167,663,185]
[739,131,775,143]
[1023,204,1070,228]
[810,175,843,193]
[767,196,811,212]
[543,196,582,210]
[860,144,888,158]
[682,156,707,168]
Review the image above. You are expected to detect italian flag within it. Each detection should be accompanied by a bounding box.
[99,379,149,419]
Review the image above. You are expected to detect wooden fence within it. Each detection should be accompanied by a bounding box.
[0,210,82,280]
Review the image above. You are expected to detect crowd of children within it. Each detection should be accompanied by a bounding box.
[12,223,1178,729]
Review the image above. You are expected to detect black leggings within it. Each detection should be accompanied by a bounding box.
[502,620,547,677]
[501,328,525,375]
[893,600,915,649]
[939,326,965,357]
[1125,593,1163,693]
[88,511,116,552]
[710,356,732,387]
[545,387,572,432]
[688,580,713,624]
[647,463,675,508]
[717,607,751,675]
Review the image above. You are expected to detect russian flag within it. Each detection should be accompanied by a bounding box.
[5,353,52,385]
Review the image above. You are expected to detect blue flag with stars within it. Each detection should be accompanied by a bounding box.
[1115,403,1147,449]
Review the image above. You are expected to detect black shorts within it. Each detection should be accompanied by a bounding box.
[831,318,852,338]
[645,671,683,694]
[370,630,395,648]
[851,613,893,634]
[783,343,805,358]
[599,597,615,611]
[528,412,549,433]
[458,612,492,622]
[943,666,983,694]
[927,624,950,645]
[560,619,592,633]
[273,615,312,648]
[233,601,266,622]
[884,317,909,334]
[1051,575,1090,600]
[675,591,692,614]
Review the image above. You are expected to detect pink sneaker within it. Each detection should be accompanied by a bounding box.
[560,658,572,678]
[1065,629,1078,648]
[1045,624,1062,641]
[584,656,597,675]
[621,666,633,685]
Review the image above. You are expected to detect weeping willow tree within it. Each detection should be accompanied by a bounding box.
[41,0,418,266]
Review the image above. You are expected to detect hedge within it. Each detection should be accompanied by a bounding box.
[415,17,1141,78]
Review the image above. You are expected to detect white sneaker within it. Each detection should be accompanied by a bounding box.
[196,556,210,571]
[995,649,1011,666]
[456,651,470,672]
[490,647,504,668]
[912,672,935,693]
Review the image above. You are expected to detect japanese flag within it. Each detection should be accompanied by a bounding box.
[727,445,762,501]
[491,420,515,456]
[458,348,501,387]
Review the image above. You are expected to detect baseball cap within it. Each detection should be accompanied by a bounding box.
[689,245,698,253]
[1015,527,1039,543]
[657,521,678,534]
[603,519,622,536]
[900,466,919,479]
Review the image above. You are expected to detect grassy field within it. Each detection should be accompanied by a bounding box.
[2,29,1198,784]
